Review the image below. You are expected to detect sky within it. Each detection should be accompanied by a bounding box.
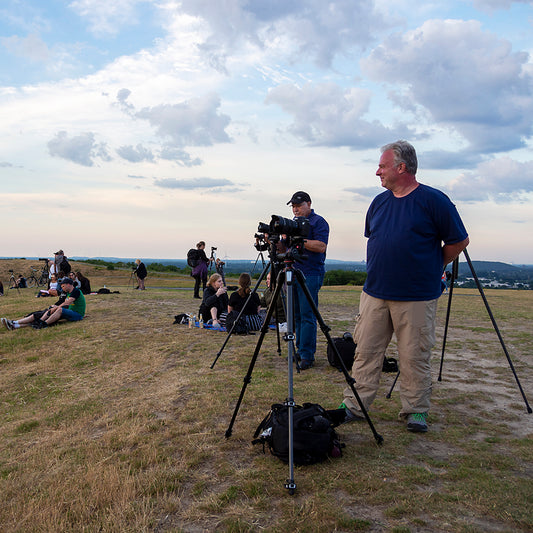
[1,0,532,264]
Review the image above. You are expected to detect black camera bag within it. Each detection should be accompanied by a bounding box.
[327,333,356,371]
[252,403,342,465]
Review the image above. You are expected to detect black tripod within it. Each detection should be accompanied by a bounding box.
[387,249,531,413]
[210,257,284,369]
[223,257,383,495]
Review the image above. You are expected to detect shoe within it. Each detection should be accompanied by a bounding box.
[406,413,428,433]
[33,320,48,330]
[1,318,14,331]
[338,402,365,423]
[299,359,314,370]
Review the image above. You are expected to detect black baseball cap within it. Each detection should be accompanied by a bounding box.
[287,191,311,205]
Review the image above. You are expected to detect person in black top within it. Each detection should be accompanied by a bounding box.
[199,273,228,325]
[134,259,147,290]
[191,241,210,299]
[228,272,262,331]
[76,271,92,294]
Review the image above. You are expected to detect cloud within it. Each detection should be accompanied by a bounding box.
[265,82,413,148]
[0,161,14,167]
[471,0,532,11]
[153,177,236,190]
[135,93,232,147]
[116,144,155,163]
[177,0,385,69]
[47,131,111,166]
[1,33,49,62]
[68,0,146,37]
[362,19,533,155]
[159,146,203,167]
[343,186,383,199]
[444,157,533,202]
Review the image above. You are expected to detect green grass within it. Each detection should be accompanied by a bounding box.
[0,271,532,532]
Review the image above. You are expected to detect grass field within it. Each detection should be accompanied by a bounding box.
[1,260,532,532]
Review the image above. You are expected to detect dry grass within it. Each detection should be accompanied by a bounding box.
[0,260,532,532]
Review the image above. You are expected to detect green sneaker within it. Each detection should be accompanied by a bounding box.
[338,402,365,423]
[407,413,428,433]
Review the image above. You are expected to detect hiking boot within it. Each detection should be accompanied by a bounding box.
[299,359,314,370]
[407,413,428,433]
[338,402,365,423]
[1,318,14,331]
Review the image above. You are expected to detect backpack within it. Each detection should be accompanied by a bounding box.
[225,310,249,335]
[187,249,200,268]
[252,403,343,465]
[327,333,356,371]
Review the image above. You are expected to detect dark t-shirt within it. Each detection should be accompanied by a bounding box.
[229,291,261,315]
[364,184,468,301]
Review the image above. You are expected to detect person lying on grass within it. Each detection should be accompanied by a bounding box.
[1,277,86,331]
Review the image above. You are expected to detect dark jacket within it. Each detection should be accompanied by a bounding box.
[199,286,229,321]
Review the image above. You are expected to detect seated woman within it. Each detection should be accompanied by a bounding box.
[199,273,228,326]
[37,273,60,298]
[76,271,92,294]
[228,272,262,331]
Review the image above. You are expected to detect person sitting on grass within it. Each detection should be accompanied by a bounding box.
[228,272,262,331]
[199,273,228,326]
[37,273,60,298]
[1,277,86,331]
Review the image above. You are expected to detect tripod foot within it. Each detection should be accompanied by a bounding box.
[285,480,296,495]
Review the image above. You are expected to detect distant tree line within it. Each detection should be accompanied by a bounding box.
[323,270,367,286]
[79,259,191,274]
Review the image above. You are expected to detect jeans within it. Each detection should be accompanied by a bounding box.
[293,273,323,363]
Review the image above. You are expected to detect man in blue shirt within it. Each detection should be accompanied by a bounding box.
[341,141,469,432]
[287,191,330,370]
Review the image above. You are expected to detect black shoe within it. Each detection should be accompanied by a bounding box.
[299,359,314,370]
[193,295,201,299]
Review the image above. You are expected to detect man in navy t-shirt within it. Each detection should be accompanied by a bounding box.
[341,141,469,433]
[286,191,330,370]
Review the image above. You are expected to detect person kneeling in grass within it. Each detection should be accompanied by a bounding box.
[2,277,86,331]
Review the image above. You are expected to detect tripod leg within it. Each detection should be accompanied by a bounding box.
[386,371,400,399]
[224,272,287,439]
[211,262,271,369]
[284,269,297,494]
[438,258,458,381]
[293,269,384,445]
[463,249,532,413]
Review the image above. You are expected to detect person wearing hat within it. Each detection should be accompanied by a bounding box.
[1,277,86,330]
[285,191,329,370]
[54,249,71,276]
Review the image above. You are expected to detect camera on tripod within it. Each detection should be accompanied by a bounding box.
[258,215,309,262]
[258,215,309,239]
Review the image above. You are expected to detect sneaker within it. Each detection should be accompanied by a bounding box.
[338,402,365,423]
[1,318,14,331]
[406,413,428,433]
[299,359,314,370]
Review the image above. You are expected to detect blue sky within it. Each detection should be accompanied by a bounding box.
[1,0,532,263]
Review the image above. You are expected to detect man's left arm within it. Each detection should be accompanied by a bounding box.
[443,237,469,267]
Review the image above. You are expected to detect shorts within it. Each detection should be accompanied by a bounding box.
[61,308,84,322]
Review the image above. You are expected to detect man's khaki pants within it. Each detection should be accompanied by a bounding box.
[343,291,438,418]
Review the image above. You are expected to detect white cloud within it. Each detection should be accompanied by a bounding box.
[265,82,413,148]
[177,0,386,69]
[444,157,533,202]
[362,19,533,154]
[68,0,147,37]
[1,33,49,62]
[153,177,236,190]
[47,131,111,166]
[116,144,155,163]
[135,93,232,146]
